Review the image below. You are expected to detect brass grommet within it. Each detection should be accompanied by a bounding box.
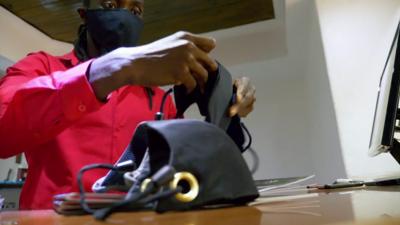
[140,178,152,193]
[169,172,199,202]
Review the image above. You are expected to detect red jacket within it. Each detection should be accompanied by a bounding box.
[0,51,176,209]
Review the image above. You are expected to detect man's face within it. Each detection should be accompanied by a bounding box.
[87,0,144,18]
[78,0,145,57]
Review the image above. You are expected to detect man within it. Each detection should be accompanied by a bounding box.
[0,0,256,209]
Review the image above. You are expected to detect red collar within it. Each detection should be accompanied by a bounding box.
[57,50,81,66]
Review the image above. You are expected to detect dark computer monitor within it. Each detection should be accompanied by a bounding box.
[369,22,400,164]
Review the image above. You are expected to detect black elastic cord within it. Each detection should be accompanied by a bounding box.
[90,165,177,220]
[94,184,182,220]
[247,147,259,174]
[160,88,173,113]
[241,122,252,151]
[240,122,259,174]
[93,186,153,220]
[141,187,181,205]
[77,163,153,217]
[145,87,154,110]
[155,88,174,120]
[77,163,121,214]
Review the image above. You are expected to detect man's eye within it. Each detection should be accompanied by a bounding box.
[131,6,143,16]
[103,2,117,9]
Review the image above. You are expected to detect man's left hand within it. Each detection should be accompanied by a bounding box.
[229,77,256,117]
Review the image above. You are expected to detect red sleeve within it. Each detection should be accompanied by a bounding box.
[0,52,103,158]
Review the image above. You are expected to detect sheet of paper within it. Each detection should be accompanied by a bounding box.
[255,175,315,194]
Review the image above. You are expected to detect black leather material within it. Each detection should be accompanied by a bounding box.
[174,62,232,130]
[132,119,259,211]
[92,127,147,192]
[174,62,245,150]
[93,63,249,196]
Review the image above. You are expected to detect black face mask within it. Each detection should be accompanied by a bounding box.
[85,9,144,56]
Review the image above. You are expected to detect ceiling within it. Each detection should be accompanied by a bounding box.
[0,0,274,44]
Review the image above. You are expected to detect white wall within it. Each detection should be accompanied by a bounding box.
[0,55,14,74]
[198,0,347,183]
[315,0,400,179]
[0,6,72,181]
[194,1,316,180]
[204,0,400,182]
[0,6,72,62]
[298,0,348,183]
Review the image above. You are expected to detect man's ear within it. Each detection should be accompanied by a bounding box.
[77,8,87,22]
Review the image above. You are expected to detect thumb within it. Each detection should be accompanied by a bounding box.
[229,104,240,117]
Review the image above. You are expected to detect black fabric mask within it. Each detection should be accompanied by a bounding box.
[85,9,144,56]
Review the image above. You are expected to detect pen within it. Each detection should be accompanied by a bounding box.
[307,178,400,190]
[307,181,364,189]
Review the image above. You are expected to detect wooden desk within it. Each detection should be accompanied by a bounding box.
[1,186,399,225]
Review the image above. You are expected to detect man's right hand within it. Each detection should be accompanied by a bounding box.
[88,31,218,101]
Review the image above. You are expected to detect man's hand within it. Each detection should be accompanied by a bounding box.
[229,77,256,117]
[88,31,218,101]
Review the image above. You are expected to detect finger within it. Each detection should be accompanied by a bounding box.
[177,66,197,93]
[229,87,256,117]
[229,104,238,117]
[229,79,247,116]
[234,79,245,102]
[181,32,217,53]
[190,44,218,71]
[231,98,256,117]
[188,57,208,92]
[238,104,254,118]
[240,86,256,108]
[236,78,250,100]
[244,97,256,110]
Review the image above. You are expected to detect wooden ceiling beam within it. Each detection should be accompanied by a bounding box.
[0,0,274,44]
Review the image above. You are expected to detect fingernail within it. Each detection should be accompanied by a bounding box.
[211,38,217,45]
[212,61,218,71]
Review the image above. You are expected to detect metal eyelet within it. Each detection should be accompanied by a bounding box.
[169,172,199,203]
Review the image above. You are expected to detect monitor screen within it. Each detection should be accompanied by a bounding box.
[369,22,400,161]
